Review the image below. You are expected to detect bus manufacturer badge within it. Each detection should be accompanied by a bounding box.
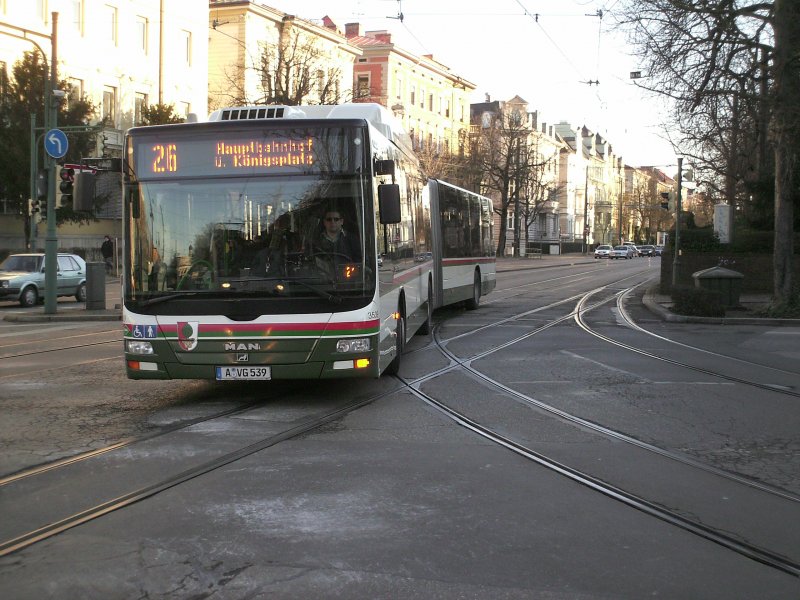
[177,321,199,351]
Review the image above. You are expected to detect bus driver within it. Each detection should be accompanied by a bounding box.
[314,209,361,264]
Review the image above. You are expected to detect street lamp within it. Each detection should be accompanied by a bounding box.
[671,156,683,288]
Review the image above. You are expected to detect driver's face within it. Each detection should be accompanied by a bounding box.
[324,212,343,235]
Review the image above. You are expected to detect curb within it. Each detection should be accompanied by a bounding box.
[643,285,800,326]
[3,311,121,322]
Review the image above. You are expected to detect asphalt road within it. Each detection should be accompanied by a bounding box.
[1,258,798,599]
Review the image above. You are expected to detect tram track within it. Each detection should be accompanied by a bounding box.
[415,277,799,501]
[0,386,399,558]
[395,279,800,576]
[0,398,267,487]
[574,292,800,398]
[2,266,796,575]
[402,379,800,578]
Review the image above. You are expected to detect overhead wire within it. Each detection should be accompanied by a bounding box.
[514,0,585,78]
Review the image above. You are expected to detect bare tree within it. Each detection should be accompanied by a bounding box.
[616,0,798,306]
[470,110,542,257]
[520,148,563,253]
[216,17,347,107]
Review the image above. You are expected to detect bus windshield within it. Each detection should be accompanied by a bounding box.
[126,173,375,316]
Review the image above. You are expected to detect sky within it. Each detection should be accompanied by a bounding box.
[256,0,679,168]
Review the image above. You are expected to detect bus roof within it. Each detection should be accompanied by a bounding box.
[207,103,413,156]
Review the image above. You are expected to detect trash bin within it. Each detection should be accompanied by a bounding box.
[692,266,744,307]
[86,261,106,310]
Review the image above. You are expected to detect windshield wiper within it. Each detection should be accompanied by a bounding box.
[137,291,206,308]
[288,278,343,305]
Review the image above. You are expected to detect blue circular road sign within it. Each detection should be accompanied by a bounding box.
[44,128,69,159]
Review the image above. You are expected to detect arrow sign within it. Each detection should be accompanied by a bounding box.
[44,128,69,159]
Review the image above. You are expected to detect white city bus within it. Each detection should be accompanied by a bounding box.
[122,103,495,380]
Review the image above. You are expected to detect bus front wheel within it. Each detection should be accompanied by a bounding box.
[385,309,405,376]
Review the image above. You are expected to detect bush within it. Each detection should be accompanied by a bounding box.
[671,285,726,317]
[754,286,800,318]
[665,226,798,254]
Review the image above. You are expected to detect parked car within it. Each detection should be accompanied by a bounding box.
[594,245,613,259]
[612,245,635,259]
[0,253,87,307]
[638,244,656,257]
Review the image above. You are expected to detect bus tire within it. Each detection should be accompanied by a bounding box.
[465,270,481,310]
[385,306,405,376]
[417,280,433,335]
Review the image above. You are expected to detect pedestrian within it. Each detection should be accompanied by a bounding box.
[101,235,114,274]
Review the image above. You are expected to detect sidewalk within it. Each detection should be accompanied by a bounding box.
[3,276,122,323]
[495,253,595,272]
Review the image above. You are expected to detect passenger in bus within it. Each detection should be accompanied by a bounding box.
[313,208,361,263]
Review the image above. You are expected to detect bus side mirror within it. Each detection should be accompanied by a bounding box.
[378,184,401,224]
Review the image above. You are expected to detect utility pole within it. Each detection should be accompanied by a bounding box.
[582,164,589,253]
[44,12,59,314]
[671,156,683,288]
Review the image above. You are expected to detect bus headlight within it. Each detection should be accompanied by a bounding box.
[126,339,155,355]
[336,338,371,353]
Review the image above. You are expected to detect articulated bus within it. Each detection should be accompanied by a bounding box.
[122,103,495,380]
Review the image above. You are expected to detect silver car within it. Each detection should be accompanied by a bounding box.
[612,245,635,259]
[0,253,87,307]
[594,245,613,259]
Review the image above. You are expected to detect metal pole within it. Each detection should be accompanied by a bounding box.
[29,112,37,249]
[671,156,683,288]
[44,12,58,314]
[582,164,589,253]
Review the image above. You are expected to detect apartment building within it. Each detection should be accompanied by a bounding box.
[470,96,566,256]
[208,1,361,111]
[1,1,208,147]
[555,123,626,246]
[344,24,474,157]
[0,0,208,249]
[554,122,589,243]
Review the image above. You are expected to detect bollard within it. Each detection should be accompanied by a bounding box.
[86,262,106,310]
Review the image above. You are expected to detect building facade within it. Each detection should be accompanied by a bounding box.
[208,1,361,111]
[0,0,208,249]
[471,96,566,256]
[344,24,474,157]
[1,0,208,145]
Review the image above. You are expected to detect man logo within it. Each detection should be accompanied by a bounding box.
[224,342,262,351]
[177,321,199,351]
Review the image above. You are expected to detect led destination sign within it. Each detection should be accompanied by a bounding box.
[214,139,314,170]
[134,128,359,179]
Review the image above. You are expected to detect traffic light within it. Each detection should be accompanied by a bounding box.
[58,166,75,208]
[660,192,670,210]
[36,170,48,200]
[73,171,96,211]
